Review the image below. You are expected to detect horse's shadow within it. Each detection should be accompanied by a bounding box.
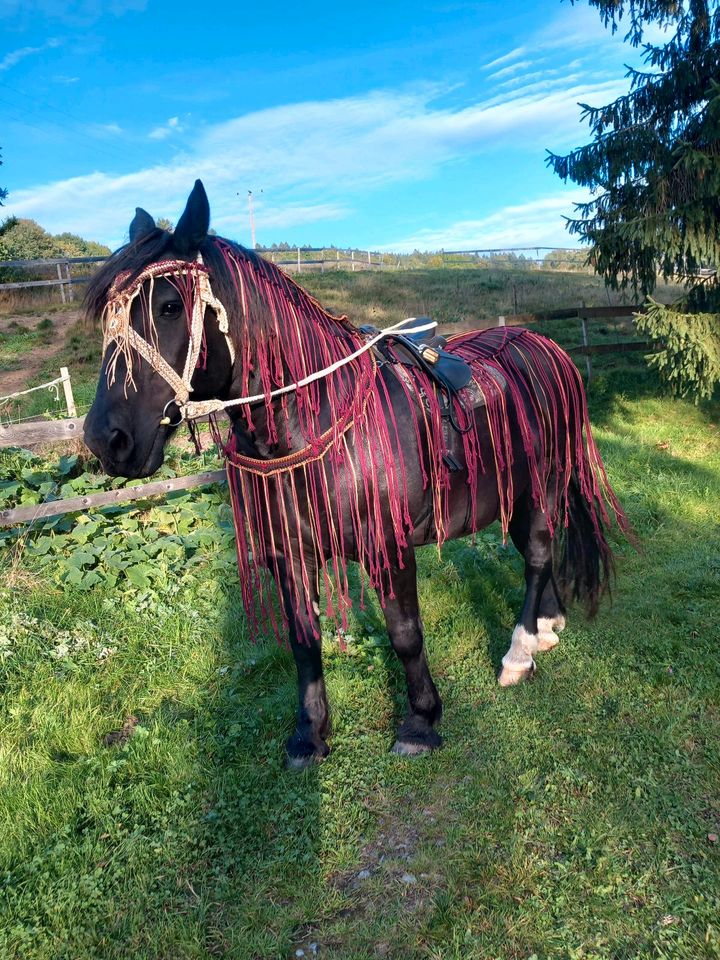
[423,533,525,672]
[192,591,324,949]
[328,536,526,724]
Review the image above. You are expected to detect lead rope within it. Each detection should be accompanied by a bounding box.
[179,315,438,422]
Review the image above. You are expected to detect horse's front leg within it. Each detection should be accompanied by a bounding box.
[274,558,330,769]
[381,545,443,755]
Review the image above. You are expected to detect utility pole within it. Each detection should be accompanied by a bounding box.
[248,190,256,249]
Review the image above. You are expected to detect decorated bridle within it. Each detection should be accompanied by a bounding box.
[102,254,436,425]
[102,254,234,425]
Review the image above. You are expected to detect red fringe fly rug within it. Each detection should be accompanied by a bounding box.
[185,240,632,643]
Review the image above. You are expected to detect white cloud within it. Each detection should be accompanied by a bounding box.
[88,122,123,136]
[0,37,61,72]
[380,192,589,252]
[483,46,527,71]
[6,79,623,247]
[488,59,535,81]
[148,116,183,140]
[213,201,351,234]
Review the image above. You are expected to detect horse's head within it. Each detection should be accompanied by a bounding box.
[83,181,234,478]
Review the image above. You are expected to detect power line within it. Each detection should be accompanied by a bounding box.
[0,80,149,169]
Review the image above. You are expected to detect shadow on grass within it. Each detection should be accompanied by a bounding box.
[584,365,720,430]
[174,590,327,956]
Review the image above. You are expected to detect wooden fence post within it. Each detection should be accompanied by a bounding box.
[580,302,592,382]
[65,261,74,302]
[60,367,77,418]
[498,315,506,327]
[56,264,66,304]
[297,247,301,273]
[351,251,355,272]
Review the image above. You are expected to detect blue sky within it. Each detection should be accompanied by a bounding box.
[1,0,648,252]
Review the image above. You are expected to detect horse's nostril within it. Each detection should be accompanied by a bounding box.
[108,427,133,457]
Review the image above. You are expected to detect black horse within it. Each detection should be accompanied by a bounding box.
[84,181,629,767]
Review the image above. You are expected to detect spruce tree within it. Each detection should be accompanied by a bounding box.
[548,0,720,400]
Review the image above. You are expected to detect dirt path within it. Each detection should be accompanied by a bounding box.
[0,309,81,397]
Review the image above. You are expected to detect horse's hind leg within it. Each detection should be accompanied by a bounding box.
[498,495,562,686]
[380,545,443,755]
[536,574,566,651]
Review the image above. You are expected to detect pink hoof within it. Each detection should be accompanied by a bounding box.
[497,661,535,686]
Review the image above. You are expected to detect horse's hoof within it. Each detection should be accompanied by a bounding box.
[286,753,315,770]
[497,661,535,686]
[537,617,563,650]
[536,629,560,652]
[391,740,435,757]
[285,751,327,770]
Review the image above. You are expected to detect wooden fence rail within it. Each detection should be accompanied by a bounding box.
[0,469,227,527]
[0,256,108,303]
[0,415,86,449]
[1,248,596,289]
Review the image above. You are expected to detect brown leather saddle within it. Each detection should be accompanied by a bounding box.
[361,317,474,468]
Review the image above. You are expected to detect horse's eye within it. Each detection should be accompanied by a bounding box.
[160,301,183,317]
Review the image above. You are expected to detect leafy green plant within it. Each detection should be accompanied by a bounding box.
[1,447,236,594]
[636,299,720,401]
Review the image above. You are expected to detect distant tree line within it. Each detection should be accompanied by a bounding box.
[0,218,111,263]
[0,218,111,284]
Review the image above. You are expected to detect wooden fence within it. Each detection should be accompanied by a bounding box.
[0,469,226,527]
[0,246,591,292]
[1,367,77,418]
[0,256,108,303]
[0,302,650,527]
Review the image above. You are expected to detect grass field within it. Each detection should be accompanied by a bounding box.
[1,269,718,959]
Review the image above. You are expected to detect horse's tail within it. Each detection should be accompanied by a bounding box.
[553,468,614,617]
[449,327,633,615]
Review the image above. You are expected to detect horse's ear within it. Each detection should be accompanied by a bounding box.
[129,207,156,243]
[173,180,210,256]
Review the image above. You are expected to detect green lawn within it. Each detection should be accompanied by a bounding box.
[0,272,719,959]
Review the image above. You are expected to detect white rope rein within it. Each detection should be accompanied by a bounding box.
[0,373,65,405]
[182,316,438,420]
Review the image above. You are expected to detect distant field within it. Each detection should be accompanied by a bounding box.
[297,267,682,330]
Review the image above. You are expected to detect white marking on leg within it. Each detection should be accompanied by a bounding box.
[537,616,560,651]
[498,624,537,686]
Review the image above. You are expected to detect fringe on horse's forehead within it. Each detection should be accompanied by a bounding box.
[83,228,173,324]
